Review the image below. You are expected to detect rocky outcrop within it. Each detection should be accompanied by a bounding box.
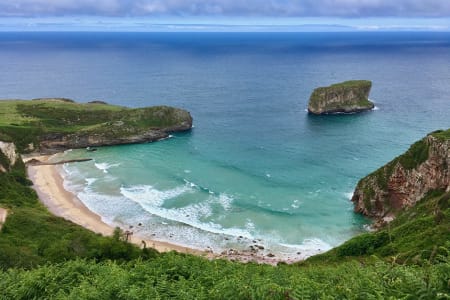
[352,129,450,223]
[0,99,193,153]
[0,141,18,172]
[39,129,172,152]
[308,80,374,114]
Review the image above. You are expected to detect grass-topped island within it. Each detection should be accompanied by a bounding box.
[308,80,374,115]
[0,98,192,153]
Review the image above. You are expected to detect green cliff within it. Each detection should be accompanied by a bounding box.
[308,80,374,114]
[0,98,192,153]
[352,129,449,223]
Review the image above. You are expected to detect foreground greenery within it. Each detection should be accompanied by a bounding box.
[0,98,190,152]
[1,253,449,299]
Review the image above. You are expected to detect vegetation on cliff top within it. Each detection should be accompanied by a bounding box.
[432,128,450,141]
[0,98,192,152]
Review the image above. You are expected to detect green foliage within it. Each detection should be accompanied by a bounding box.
[337,232,390,257]
[398,139,429,170]
[0,149,10,170]
[310,190,450,265]
[328,80,372,89]
[0,254,449,299]
[431,129,450,141]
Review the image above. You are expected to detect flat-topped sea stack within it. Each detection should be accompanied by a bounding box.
[308,80,374,115]
[0,98,193,153]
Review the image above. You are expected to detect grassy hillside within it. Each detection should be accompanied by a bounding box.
[0,99,192,152]
[309,189,450,264]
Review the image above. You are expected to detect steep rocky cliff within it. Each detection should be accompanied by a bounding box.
[0,99,193,153]
[0,141,18,172]
[352,129,450,224]
[308,80,374,114]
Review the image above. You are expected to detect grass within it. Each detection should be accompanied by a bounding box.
[329,80,372,89]
[432,129,450,141]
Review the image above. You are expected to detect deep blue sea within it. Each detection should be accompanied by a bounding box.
[1,32,449,258]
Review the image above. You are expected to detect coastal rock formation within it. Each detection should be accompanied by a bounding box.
[308,80,374,114]
[0,141,18,172]
[352,129,449,223]
[0,99,193,153]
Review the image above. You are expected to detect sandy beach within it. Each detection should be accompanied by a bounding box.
[26,154,205,256]
[25,154,296,265]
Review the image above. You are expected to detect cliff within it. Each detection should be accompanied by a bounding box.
[352,129,450,224]
[0,141,18,172]
[0,99,193,153]
[308,80,374,114]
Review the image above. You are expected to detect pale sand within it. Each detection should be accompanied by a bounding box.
[25,154,298,265]
[26,154,206,256]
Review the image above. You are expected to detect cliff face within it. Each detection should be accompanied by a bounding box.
[352,130,450,223]
[38,108,193,152]
[0,141,18,172]
[308,80,374,114]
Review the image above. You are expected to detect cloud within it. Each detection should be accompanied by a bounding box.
[0,0,449,18]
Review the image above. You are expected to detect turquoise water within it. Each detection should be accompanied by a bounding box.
[1,32,450,258]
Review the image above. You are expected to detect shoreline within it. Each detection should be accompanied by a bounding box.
[26,154,205,256]
[25,153,302,265]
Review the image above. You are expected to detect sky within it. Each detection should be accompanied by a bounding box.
[0,0,449,31]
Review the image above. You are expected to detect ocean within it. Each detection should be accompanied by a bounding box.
[1,31,449,259]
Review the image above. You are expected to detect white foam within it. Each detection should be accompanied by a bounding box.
[373,106,379,111]
[184,169,191,173]
[245,219,255,230]
[121,185,251,239]
[266,173,271,178]
[85,178,98,186]
[94,162,120,173]
[344,192,354,200]
[183,179,198,188]
[291,199,302,209]
[217,193,233,211]
[121,184,192,207]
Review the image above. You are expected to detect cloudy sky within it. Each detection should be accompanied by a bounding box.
[0,0,449,31]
